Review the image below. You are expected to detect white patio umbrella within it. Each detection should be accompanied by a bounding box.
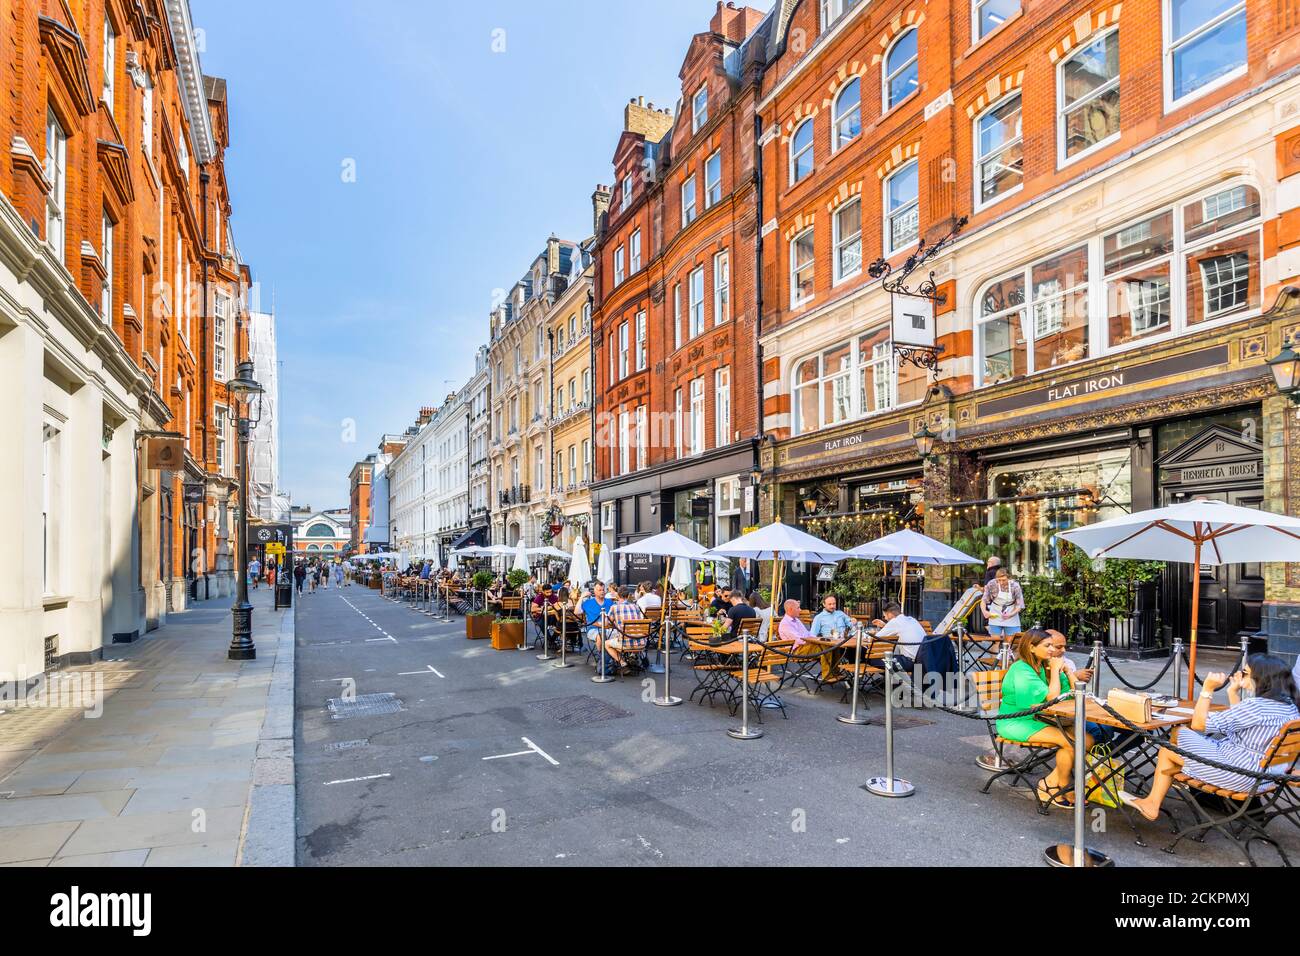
[596,545,615,585]
[447,550,459,573]
[528,546,572,559]
[670,556,694,591]
[615,528,711,706]
[706,518,848,612]
[1057,497,1300,687]
[847,528,980,609]
[567,535,592,588]
[511,539,530,575]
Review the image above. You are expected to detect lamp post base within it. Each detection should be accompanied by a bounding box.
[228,603,256,661]
[1043,844,1113,868]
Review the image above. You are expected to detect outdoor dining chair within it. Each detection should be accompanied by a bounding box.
[971,668,1062,813]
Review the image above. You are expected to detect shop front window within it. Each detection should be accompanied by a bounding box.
[984,448,1132,578]
[674,488,712,549]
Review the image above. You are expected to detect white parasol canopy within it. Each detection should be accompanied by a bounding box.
[670,558,694,590]
[614,529,711,560]
[706,519,848,565]
[567,535,592,588]
[511,539,530,575]
[447,550,459,573]
[528,546,572,559]
[1057,497,1300,685]
[596,545,615,585]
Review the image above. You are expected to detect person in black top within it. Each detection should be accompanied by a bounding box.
[725,591,757,637]
[982,556,1002,585]
[293,561,306,594]
[709,588,732,618]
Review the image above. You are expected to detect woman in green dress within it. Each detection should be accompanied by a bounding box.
[997,628,1093,806]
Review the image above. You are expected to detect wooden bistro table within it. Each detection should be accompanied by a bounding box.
[1040,696,1225,845]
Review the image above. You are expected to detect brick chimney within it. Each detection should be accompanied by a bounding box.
[711,2,766,43]
[591,184,611,238]
[418,406,434,425]
[624,96,674,144]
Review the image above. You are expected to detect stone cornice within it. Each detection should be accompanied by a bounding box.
[161,0,216,163]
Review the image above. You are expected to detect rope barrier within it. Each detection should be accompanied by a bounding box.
[1101,650,1176,691]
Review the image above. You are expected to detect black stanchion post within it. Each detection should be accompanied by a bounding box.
[865,652,913,797]
[1045,689,1113,867]
[1091,640,1102,698]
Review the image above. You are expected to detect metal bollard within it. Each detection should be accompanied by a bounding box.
[653,618,682,707]
[1091,640,1102,699]
[1171,638,1184,701]
[1239,634,1250,674]
[727,628,762,739]
[865,653,914,797]
[955,624,966,681]
[1044,688,1113,868]
[591,619,615,684]
[837,627,869,725]
[537,605,556,661]
[553,604,574,669]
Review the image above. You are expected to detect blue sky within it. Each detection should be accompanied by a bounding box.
[195,0,761,511]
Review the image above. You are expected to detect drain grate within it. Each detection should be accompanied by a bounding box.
[327,693,402,720]
[866,714,934,729]
[325,738,370,751]
[530,694,632,725]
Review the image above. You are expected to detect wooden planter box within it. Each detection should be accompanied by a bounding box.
[491,619,524,650]
[367,576,381,590]
[466,614,492,640]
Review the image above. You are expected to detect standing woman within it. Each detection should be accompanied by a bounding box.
[308,562,318,595]
[997,628,1092,807]
[982,565,1025,637]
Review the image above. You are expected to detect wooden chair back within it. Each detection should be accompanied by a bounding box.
[972,668,1005,716]
[1260,719,1300,772]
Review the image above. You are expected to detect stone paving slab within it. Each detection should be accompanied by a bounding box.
[0,588,294,866]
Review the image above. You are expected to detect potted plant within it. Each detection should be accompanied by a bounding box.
[491,613,525,650]
[466,609,493,640]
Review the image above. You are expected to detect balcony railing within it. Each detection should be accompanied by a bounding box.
[548,399,590,428]
[497,484,533,507]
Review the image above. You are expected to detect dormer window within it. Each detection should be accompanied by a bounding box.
[622,176,633,208]
[692,84,708,132]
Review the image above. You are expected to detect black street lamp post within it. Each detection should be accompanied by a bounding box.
[227,360,264,661]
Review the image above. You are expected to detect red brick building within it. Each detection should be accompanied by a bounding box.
[0,0,252,679]
[755,0,1300,659]
[591,3,769,573]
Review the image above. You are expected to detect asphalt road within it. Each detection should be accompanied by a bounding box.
[293,585,1294,867]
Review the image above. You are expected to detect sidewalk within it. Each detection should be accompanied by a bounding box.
[0,586,294,866]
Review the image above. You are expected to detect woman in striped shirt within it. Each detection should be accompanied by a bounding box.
[1121,654,1299,821]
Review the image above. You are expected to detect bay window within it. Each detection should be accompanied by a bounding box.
[978,246,1089,385]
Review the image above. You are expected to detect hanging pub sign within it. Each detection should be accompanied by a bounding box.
[145,435,183,470]
[182,482,205,504]
[891,294,935,347]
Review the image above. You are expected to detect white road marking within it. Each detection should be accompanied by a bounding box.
[398,665,445,678]
[523,737,560,766]
[323,773,391,786]
[478,737,559,765]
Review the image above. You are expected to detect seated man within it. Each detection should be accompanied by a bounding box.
[871,601,926,670]
[777,599,812,646]
[636,583,663,615]
[808,594,854,679]
[708,588,732,619]
[597,586,646,673]
[580,583,614,656]
[725,591,758,638]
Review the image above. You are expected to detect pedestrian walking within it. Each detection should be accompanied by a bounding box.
[249,556,261,590]
[333,562,344,588]
[308,562,317,594]
[294,561,306,594]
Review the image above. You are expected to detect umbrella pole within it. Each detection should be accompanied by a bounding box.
[900,559,909,611]
[1187,538,1202,696]
[655,559,681,706]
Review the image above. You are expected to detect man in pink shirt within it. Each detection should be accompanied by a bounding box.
[777,599,812,647]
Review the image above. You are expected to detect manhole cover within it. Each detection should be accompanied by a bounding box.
[327,693,402,720]
[530,694,631,725]
[866,714,934,729]
[325,739,370,751]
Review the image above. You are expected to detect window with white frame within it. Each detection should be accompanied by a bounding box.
[101,210,114,323]
[141,74,153,159]
[614,245,625,285]
[682,176,698,226]
[689,378,705,455]
[619,411,630,474]
[977,245,1090,385]
[568,377,576,406]
[833,199,862,282]
[1165,0,1246,106]
[705,151,722,208]
[214,294,228,379]
[714,250,730,325]
[790,119,814,185]
[792,325,921,435]
[44,109,67,258]
[622,175,633,208]
[674,388,684,459]
[569,444,577,486]
[673,282,682,350]
[820,0,863,30]
[618,321,630,379]
[714,367,731,446]
[976,93,1023,207]
[636,405,647,470]
[102,16,116,115]
[583,439,591,480]
[636,311,647,370]
[630,228,642,272]
[974,0,1019,41]
[689,265,705,338]
[536,446,544,490]
[791,227,815,306]
[885,160,919,253]
[833,78,861,150]
[583,368,591,403]
[215,405,227,472]
[883,29,918,110]
[692,84,709,132]
[178,131,189,179]
[1059,29,1120,163]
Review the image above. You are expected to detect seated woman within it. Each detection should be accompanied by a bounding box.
[1122,654,1300,821]
[997,628,1092,808]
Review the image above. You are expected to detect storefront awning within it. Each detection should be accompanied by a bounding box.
[450,526,486,551]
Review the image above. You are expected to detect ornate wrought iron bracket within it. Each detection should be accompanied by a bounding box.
[867,216,968,305]
[894,343,945,376]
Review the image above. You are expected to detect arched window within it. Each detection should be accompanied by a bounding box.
[307,522,335,538]
[832,78,861,150]
[883,28,918,110]
[790,119,814,185]
[307,544,320,552]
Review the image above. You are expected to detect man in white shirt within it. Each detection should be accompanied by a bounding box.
[636,584,662,614]
[872,602,926,663]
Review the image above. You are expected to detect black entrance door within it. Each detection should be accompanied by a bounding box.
[1165,489,1265,647]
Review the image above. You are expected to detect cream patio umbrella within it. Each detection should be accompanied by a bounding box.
[846,528,980,610]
